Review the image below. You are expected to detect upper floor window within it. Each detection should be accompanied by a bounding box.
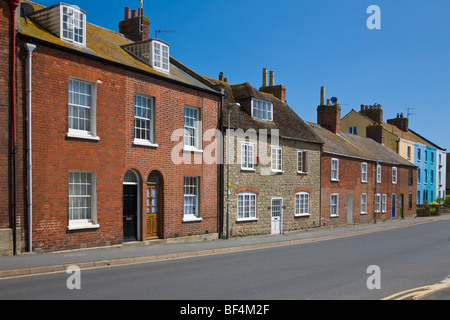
[152,40,170,73]
[331,158,339,181]
[68,78,98,140]
[376,164,381,184]
[297,150,308,173]
[425,150,428,162]
[271,146,282,172]
[241,141,255,170]
[361,162,368,183]
[134,94,156,146]
[417,149,421,161]
[348,126,358,135]
[61,5,86,46]
[184,106,201,150]
[123,39,170,73]
[252,99,273,121]
[392,167,397,184]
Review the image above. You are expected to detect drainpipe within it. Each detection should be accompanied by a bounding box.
[24,42,36,253]
[9,0,20,255]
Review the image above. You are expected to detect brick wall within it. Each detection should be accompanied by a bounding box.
[13,38,220,252]
[320,154,416,227]
[0,0,12,229]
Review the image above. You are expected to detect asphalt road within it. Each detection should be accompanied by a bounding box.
[1,218,449,301]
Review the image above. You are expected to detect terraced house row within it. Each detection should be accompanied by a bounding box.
[1,0,423,254]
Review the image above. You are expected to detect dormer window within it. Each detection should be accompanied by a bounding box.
[123,39,170,73]
[61,4,86,46]
[252,99,273,121]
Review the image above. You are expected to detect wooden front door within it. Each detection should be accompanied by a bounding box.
[147,185,160,238]
[123,185,138,241]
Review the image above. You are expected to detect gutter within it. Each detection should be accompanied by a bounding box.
[24,42,36,253]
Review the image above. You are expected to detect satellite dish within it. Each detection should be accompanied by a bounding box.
[21,3,34,21]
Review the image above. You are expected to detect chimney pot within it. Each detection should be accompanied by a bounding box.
[320,87,325,106]
[224,78,228,83]
[125,7,131,20]
[132,9,137,18]
[262,68,268,87]
[219,72,223,81]
[269,71,274,87]
[139,8,144,17]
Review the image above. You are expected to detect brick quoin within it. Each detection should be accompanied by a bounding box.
[10,33,221,252]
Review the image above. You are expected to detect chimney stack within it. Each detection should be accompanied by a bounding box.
[219,72,223,82]
[119,6,150,42]
[259,69,286,102]
[317,86,341,134]
[387,113,409,132]
[359,104,383,124]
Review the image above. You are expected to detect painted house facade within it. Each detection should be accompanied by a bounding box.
[203,70,323,237]
[1,1,223,253]
[312,88,417,227]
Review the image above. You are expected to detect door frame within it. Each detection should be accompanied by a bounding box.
[123,170,141,241]
[271,197,283,235]
[391,193,396,219]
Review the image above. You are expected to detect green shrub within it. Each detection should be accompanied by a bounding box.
[445,195,450,207]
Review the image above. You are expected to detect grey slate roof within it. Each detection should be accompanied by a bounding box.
[308,122,416,167]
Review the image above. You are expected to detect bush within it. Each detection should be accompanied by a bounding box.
[430,208,438,216]
[445,195,450,207]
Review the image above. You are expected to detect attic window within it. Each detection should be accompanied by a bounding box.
[123,39,170,73]
[61,5,86,46]
[251,99,273,121]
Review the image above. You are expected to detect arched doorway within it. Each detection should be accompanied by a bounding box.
[123,170,140,242]
[147,171,163,239]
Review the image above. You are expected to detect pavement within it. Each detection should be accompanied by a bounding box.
[1,214,450,299]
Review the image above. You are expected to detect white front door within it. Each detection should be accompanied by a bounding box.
[271,198,282,234]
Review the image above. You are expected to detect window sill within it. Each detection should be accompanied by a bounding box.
[331,179,339,182]
[236,218,258,222]
[271,170,283,174]
[182,216,203,222]
[360,212,368,215]
[183,146,203,154]
[133,139,158,148]
[67,132,100,141]
[68,222,100,231]
[241,168,256,172]
[294,213,310,217]
[330,215,339,218]
[297,171,308,175]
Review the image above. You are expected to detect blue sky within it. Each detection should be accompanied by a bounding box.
[35,0,450,151]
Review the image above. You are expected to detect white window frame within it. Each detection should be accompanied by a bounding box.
[237,192,257,221]
[133,94,157,147]
[241,141,255,171]
[392,167,397,184]
[375,193,381,213]
[251,99,273,121]
[152,40,170,73]
[297,150,308,174]
[361,162,368,183]
[382,194,387,213]
[295,192,310,216]
[61,4,86,46]
[67,78,99,140]
[330,193,339,217]
[183,106,202,152]
[183,176,202,221]
[271,146,283,172]
[376,164,381,184]
[331,158,339,181]
[361,193,367,214]
[68,171,99,230]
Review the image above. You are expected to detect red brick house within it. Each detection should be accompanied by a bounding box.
[310,88,417,227]
[1,1,222,253]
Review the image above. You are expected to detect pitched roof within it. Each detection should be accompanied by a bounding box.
[308,122,415,167]
[19,1,220,95]
[204,77,323,144]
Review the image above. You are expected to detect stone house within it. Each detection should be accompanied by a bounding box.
[204,70,323,237]
[311,88,417,227]
[1,0,223,253]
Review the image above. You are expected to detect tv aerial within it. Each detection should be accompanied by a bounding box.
[155,29,175,39]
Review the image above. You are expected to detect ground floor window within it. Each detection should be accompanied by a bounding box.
[295,192,309,216]
[330,194,339,217]
[237,192,257,221]
[183,176,200,220]
[68,171,97,229]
